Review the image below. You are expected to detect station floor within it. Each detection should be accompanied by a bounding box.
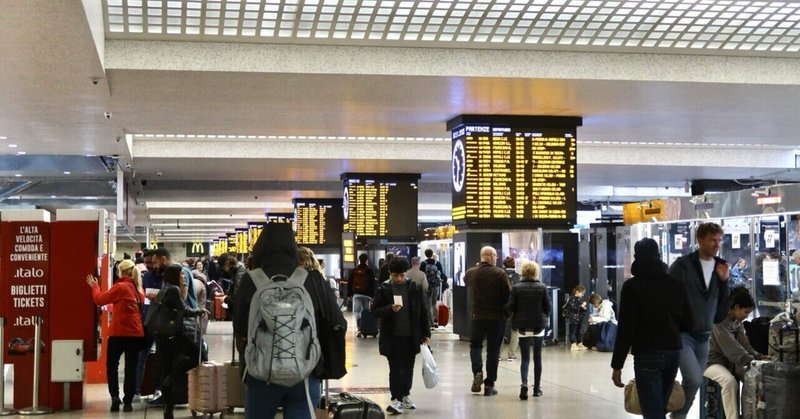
[3,315,703,418]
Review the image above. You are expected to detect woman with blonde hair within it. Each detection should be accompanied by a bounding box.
[85,259,145,412]
[298,246,324,273]
[505,260,551,400]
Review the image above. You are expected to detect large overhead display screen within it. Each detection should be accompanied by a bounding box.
[447,115,581,228]
[342,173,420,240]
[294,198,344,246]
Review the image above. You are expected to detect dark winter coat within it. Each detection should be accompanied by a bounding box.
[373,279,431,357]
[668,251,730,334]
[505,278,551,334]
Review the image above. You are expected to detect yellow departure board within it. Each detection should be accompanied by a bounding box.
[248,222,264,251]
[294,199,344,246]
[341,173,420,240]
[448,115,581,227]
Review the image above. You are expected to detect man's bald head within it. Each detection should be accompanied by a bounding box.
[480,246,498,264]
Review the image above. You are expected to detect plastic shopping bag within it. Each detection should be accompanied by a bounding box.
[420,344,439,389]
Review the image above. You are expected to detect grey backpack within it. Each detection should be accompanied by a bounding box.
[244,267,321,387]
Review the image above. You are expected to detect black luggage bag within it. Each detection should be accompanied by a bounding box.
[743,316,771,355]
[358,309,379,338]
[323,392,384,419]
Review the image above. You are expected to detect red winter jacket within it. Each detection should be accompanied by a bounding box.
[91,276,145,337]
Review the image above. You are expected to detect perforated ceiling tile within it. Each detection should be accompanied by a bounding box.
[104,0,800,56]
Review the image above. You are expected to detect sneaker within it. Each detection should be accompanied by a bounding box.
[110,398,121,412]
[577,343,588,350]
[519,386,528,400]
[570,343,580,351]
[533,387,543,397]
[471,372,484,393]
[387,399,404,414]
[484,385,498,396]
[123,403,133,412]
[507,355,517,362]
[401,396,416,409]
[147,393,164,407]
[132,394,141,403]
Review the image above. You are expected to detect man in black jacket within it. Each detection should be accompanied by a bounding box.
[465,246,510,396]
[373,256,431,415]
[668,223,729,419]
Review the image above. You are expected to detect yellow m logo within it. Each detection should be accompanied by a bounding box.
[191,242,205,254]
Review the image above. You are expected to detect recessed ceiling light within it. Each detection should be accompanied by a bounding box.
[14,174,22,177]
[0,136,7,140]
[64,171,71,175]
[8,144,18,148]
[16,151,26,155]
[50,195,56,198]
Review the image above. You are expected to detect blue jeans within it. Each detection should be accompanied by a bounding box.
[245,374,321,419]
[519,336,543,388]
[353,294,371,329]
[674,332,711,418]
[633,349,680,419]
[470,319,506,387]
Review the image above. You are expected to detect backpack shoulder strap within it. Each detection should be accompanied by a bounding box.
[286,268,309,288]
[248,268,272,291]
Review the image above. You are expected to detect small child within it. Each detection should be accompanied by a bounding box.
[563,285,588,351]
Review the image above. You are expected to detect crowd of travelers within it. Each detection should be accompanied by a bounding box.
[87,221,771,419]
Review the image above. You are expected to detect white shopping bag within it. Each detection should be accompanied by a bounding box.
[420,344,439,389]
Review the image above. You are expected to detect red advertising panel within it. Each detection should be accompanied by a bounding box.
[0,221,51,408]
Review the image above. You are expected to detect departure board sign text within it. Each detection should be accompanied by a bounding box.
[341,173,420,240]
[447,115,581,228]
[294,199,344,246]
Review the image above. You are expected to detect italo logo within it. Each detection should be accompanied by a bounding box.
[14,267,45,278]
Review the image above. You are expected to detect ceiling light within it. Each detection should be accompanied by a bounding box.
[8,144,18,148]
[146,201,293,209]
[149,214,263,220]
[14,174,22,177]
[16,151,26,155]
[64,171,71,175]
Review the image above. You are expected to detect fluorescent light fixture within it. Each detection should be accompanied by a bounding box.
[149,214,263,220]
[146,201,293,209]
[155,222,248,228]
[8,144,18,148]
[418,215,452,222]
[418,203,452,211]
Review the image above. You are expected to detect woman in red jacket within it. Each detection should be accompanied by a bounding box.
[86,259,146,412]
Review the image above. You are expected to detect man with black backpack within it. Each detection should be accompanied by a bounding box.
[420,249,447,328]
[347,253,377,338]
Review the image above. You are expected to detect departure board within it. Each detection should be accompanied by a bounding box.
[294,198,344,246]
[267,213,294,224]
[341,173,420,240]
[447,115,581,227]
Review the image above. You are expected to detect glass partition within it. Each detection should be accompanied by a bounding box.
[720,217,753,291]
[753,216,786,318]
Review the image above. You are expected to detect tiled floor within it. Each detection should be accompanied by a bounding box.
[3,315,701,418]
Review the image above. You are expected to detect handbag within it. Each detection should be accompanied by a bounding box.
[420,344,439,389]
[144,287,183,337]
[624,379,685,414]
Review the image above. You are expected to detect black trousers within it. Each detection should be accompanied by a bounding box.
[385,336,417,401]
[155,334,200,405]
[106,336,145,404]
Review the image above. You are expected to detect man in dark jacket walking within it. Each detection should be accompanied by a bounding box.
[465,246,510,396]
[373,257,431,414]
[668,223,730,418]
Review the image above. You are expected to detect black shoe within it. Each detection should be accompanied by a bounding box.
[123,403,133,412]
[163,404,174,419]
[533,387,543,397]
[484,385,498,396]
[519,386,528,400]
[471,372,483,393]
[110,398,122,412]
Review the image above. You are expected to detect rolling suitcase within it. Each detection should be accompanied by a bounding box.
[321,380,384,419]
[437,303,449,327]
[700,377,725,419]
[140,350,159,397]
[214,295,226,321]
[188,362,228,417]
[225,341,246,412]
[768,317,800,363]
[358,309,379,338]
